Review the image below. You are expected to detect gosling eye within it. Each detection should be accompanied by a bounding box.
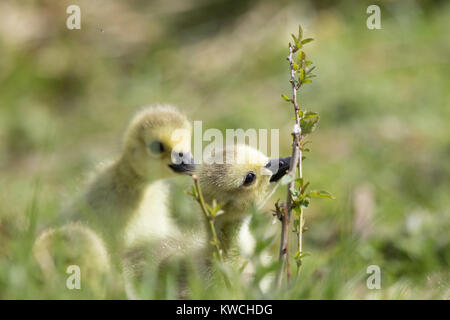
[243,172,256,186]
[149,141,165,154]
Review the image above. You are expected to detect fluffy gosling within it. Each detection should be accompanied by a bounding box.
[123,144,289,298]
[34,105,193,296]
[190,144,290,255]
[61,105,193,248]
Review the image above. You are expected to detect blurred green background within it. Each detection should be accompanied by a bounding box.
[0,0,448,299]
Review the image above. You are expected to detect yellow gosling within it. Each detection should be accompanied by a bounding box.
[34,105,193,297]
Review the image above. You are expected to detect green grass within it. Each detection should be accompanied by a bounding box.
[0,0,448,299]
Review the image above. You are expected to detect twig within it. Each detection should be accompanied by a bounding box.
[191,175,224,263]
[277,43,302,287]
[277,24,332,288]
[189,175,233,289]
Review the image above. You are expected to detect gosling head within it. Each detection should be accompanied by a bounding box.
[180,144,290,219]
[121,105,194,180]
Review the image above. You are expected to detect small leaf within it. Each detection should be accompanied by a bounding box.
[280,174,294,185]
[300,181,310,194]
[215,210,224,216]
[300,115,320,135]
[293,204,302,216]
[298,252,311,259]
[303,111,318,119]
[305,60,312,66]
[291,33,298,44]
[300,198,310,208]
[299,68,305,81]
[295,177,304,187]
[298,25,303,41]
[297,50,305,62]
[190,186,197,197]
[293,63,299,71]
[291,189,300,201]
[281,94,291,102]
[309,190,336,200]
[301,38,314,45]
[306,66,316,74]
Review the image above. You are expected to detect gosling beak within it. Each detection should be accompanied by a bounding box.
[168,152,196,175]
[266,156,291,182]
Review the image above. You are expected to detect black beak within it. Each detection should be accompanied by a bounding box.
[266,156,291,182]
[168,152,196,175]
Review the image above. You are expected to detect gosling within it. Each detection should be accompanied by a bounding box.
[33,105,193,296]
[189,144,290,257]
[124,144,290,298]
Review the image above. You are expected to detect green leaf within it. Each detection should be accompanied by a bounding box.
[280,174,294,185]
[297,50,305,62]
[295,177,304,187]
[298,25,303,41]
[190,186,197,197]
[309,190,336,200]
[299,68,305,81]
[210,200,224,217]
[298,252,311,259]
[301,38,314,45]
[293,205,302,217]
[293,63,299,71]
[281,94,291,102]
[300,115,320,134]
[303,111,318,119]
[300,198,310,208]
[305,60,312,66]
[291,33,298,44]
[300,181,310,194]
[293,219,299,230]
[294,251,310,262]
[306,66,316,74]
[290,189,300,202]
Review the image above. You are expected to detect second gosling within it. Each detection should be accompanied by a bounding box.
[34,105,193,295]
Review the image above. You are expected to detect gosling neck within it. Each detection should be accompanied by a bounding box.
[113,156,149,191]
[213,205,249,256]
